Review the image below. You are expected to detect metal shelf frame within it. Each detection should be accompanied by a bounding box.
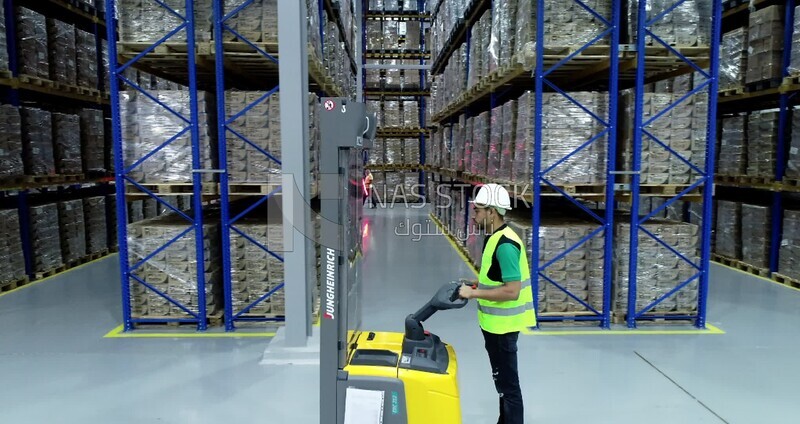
[106,0,210,331]
[626,0,722,328]
[531,0,621,329]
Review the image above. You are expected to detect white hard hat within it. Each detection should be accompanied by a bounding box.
[470,183,512,212]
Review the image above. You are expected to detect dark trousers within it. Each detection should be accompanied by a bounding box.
[482,329,523,424]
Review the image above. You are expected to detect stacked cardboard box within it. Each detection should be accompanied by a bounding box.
[778,210,800,279]
[76,29,98,89]
[16,7,49,79]
[508,217,606,315]
[127,215,223,317]
[47,19,77,85]
[499,100,517,182]
[0,104,23,177]
[383,100,401,127]
[789,108,800,178]
[225,91,282,184]
[403,101,419,128]
[120,91,217,183]
[718,115,747,176]
[627,0,708,46]
[621,93,707,185]
[79,108,106,174]
[790,6,800,76]
[83,196,108,255]
[21,107,55,176]
[615,219,700,314]
[470,111,489,176]
[746,5,784,85]
[230,220,284,315]
[715,200,741,259]
[719,28,748,90]
[0,209,25,285]
[512,92,534,185]
[403,138,419,165]
[53,113,82,175]
[58,200,86,263]
[741,204,771,268]
[221,0,278,43]
[369,139,385,165]
[119,0,213,43]
[31,204,63,273]
[486,106,503,179]
[385,138,403,164]
[746,110,778,178]
[429,0,469,61]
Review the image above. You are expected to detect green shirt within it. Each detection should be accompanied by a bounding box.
[482,224,523,283]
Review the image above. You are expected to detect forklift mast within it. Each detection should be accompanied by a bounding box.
[319,98,376,424]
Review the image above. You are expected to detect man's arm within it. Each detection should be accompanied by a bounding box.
[459,243,522,302]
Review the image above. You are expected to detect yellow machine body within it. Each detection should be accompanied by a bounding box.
[344,331,462,424]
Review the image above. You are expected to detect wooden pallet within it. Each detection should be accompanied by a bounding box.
[712,254,770,277]
[128,183,219,195]
[782,179,800,190]
[0,276,31,293]
[131,311,225,328]
[35,264,68,280]
[540,183,607,197]
[226,183,281,196]
[746,77,783,93]
[612,310,697,325]
[719,86,744,97]
[638,184,702,196]
[772,273,800,289]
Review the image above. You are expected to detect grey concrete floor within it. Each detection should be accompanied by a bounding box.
[1,205,799,423]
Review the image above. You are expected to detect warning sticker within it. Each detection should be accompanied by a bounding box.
[324,100,335,111]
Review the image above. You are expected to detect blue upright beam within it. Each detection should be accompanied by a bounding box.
[106,0,208,331]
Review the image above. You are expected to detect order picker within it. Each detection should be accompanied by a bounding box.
[319,98,467,424]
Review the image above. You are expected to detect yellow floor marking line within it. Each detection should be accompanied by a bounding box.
[103,324,277,339]
[712,261,800,294]
[0,254,116,299]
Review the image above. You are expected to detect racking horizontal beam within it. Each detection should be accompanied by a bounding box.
[365,11,429,20]
[364,50,430,59]
[115,41,345,95]
[430,45,709,124]
[715,175,800,193]
[364,89,429,97]
[718,76,800,112]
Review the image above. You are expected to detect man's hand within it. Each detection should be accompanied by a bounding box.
[458,283,474,299]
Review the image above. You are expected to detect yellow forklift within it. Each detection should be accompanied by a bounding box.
[319,98,468,424]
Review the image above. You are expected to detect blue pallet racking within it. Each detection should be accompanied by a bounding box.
[425,0,722,330]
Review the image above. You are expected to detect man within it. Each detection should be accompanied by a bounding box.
[363,168,376,208]
[458,183,536,424]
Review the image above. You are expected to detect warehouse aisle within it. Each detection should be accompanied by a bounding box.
[2,206,800,423]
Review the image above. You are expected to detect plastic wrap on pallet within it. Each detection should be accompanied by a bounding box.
[127,214,223,318]
[454,115,466,171]
[462,117,473,172]
[791,6,800,76]
[366,20,383,50]
[403,101,419,128]
[404,172,419,201]
[512,91,532,185]
[467,22,482,88]
[30,204,63,273]
[404,138,419,165]
[21,107,55,176]
[76,29,98,89]
[542,92,608,184]
[58,200,86,264]
[385,171,404,200]
[366,60,382,88]
[746,110,779,178]
[621,92,706,185]
[719,28,748,91]
[0,104,23,177]
[779,210,800,279]
[80,108,106,174]
[0,1,7,71]
[369,139,385,165]
[47,19,77,86]
[516,0,612,68]
[53,113,82,175]
[230,220,284,315]
[83,196,108,256]
[385,138,403,164]
[120,90,217,183]
[402,21,421,50]
[0,209,25,285]
[499,100,517,183]
[486,106,503,179]
[401,60,422,90]
[384,100,401,127]
[221,0,277,43]
[789,107,800,178]
[718,114,746,176]
[746,5,785,85]
[471,111,489,176]
[16,7,49,79]
[627,0,709,46]
[224,91,285,184]
[118,0,213,43]
[741,204,771,269]
[715,200,741,260]
[615,219,700,314]
[430,0,468,61]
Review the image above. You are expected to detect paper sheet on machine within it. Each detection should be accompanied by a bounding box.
[343,387,385,424]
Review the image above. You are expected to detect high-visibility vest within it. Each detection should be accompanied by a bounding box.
[477,225,536,334]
